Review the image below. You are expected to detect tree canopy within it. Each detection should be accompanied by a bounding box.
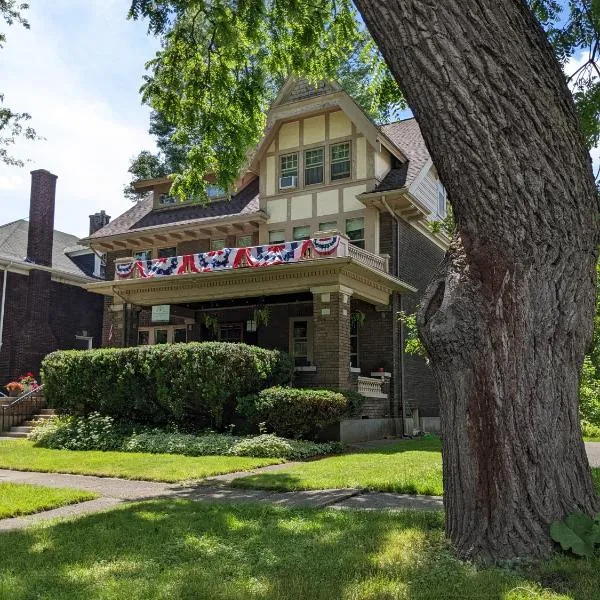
[0,1,38,167]
[128,0,600,198]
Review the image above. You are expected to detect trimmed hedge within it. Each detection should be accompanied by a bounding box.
[239,386,349,439]
[41,343,293,428]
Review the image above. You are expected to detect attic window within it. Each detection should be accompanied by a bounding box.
[158,193,177,206]
[207,185,225,199]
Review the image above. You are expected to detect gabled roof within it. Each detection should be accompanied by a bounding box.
[379,118,432,189]
[0,220,94,280]
[85,178,263,242]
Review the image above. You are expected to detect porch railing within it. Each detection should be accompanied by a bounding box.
[115,234,389,281]
[357,376,387,399]
[0,385,45,433]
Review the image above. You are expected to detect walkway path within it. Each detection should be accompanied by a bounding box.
[0,467,443,531]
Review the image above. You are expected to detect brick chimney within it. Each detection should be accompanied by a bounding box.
[89,210,111,235]
[27,169,57,267]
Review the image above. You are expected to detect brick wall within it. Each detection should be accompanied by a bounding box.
[27,170,57,266]
[0,270,104,384]
[396,218,445,418]
[312,289,352,389]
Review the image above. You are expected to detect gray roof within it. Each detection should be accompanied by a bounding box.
[87,178,261,241]
[0,220,93,280]
[379,118,431,190]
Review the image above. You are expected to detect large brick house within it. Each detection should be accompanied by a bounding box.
[0,170,106,385]
[83,80,448,437]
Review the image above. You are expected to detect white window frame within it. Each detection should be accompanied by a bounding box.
[289,317,314,366]
[138,326,188,345]
[75,335,93,350]
[304,146,325,186]
[330,141,352,181]
[345,217,365,249]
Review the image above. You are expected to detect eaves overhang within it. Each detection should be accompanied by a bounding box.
[86,257,416,308]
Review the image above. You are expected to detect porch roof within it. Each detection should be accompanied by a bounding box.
[86,256,415,307]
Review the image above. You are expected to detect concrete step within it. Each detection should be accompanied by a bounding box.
[37,409,55,415]
[10,426,32,434]
[1,431,28,438]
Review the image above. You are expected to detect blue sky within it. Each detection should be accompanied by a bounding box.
[0,1,158,237]
[0,2,597,238]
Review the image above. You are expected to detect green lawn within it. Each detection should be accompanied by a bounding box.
[0,482,97,519]
[234,439,600,498]
[0,440,281,483]
[234,438,444,495]
[0,499,598,599]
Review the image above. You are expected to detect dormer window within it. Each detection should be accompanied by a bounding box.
[280,153,298,190]
[158,193,177,206]
[207,185,226,199]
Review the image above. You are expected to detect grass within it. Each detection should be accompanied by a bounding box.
[234,438,444,495]
[0,440,281,483]
[584,437,600,442]
[234,439,600,498]
[0,482,97,519]
[0,500,599,599]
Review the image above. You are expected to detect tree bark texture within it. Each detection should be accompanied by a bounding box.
[354,0,600,560]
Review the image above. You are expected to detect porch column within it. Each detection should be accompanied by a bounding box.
[311,285,353,390]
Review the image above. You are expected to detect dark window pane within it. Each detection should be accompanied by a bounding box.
[158,247,177,259]
[138,330,150,345]
[155,330,168,344]
[174,328,187,343]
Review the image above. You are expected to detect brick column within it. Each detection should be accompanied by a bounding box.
[311,285,353,390]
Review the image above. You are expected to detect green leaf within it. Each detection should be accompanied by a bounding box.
[550,512,597,557]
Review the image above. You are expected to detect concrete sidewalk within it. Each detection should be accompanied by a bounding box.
[0,467,444,531]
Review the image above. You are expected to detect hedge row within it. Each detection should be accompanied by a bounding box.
[238,386,349,439]
[41,343,293,428]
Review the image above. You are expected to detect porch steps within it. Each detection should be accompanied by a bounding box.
[2,408,56,439]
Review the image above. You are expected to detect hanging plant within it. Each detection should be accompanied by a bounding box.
[254,306,271,327]
[351,311,366,328]
[201,313,219,335]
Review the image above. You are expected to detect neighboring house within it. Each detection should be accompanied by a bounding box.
[0,170,106,385]
[82,79,448,437]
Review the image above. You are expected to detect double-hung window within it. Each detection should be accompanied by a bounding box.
[331,142,351,181]
[157,247,177,259]
[304,147,324,186]
[134,249,152,262]
[269,230,286,244]
[293,226,311,241]
[346,217,365,249]
[291,319,312,366]
[280,153,299,189]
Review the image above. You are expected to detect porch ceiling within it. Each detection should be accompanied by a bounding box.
[86,257,415,307]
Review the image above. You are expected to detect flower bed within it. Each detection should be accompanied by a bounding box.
[27,413,343,460]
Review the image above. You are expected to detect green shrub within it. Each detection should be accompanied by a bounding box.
[41,343,293,428]
[580,357,600,427]
[582,420,600,439]
[28,417,341,459]
[242,386,348,439]
[338,389,366,417]
[28,413,128,451]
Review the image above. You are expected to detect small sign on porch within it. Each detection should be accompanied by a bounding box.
[151,305,171,323]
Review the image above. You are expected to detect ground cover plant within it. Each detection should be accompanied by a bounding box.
[2,499,600,599]
[0,483,97,519]
[27,413,343,459]
[0,440,280,482]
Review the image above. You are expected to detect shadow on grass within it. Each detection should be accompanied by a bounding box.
[0,500,592,600]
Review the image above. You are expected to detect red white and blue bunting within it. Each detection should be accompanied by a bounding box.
[115,236,341,280]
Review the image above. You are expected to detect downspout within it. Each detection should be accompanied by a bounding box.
[0,262,13,352]
[381,197,407,434]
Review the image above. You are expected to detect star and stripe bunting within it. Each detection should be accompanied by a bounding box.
[115,236,341,280]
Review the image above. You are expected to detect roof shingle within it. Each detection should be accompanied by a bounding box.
[0,220,94,280]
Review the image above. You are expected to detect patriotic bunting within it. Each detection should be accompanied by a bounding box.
[115,236,341,280]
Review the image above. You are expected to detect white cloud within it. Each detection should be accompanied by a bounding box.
[0,1,158,237]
